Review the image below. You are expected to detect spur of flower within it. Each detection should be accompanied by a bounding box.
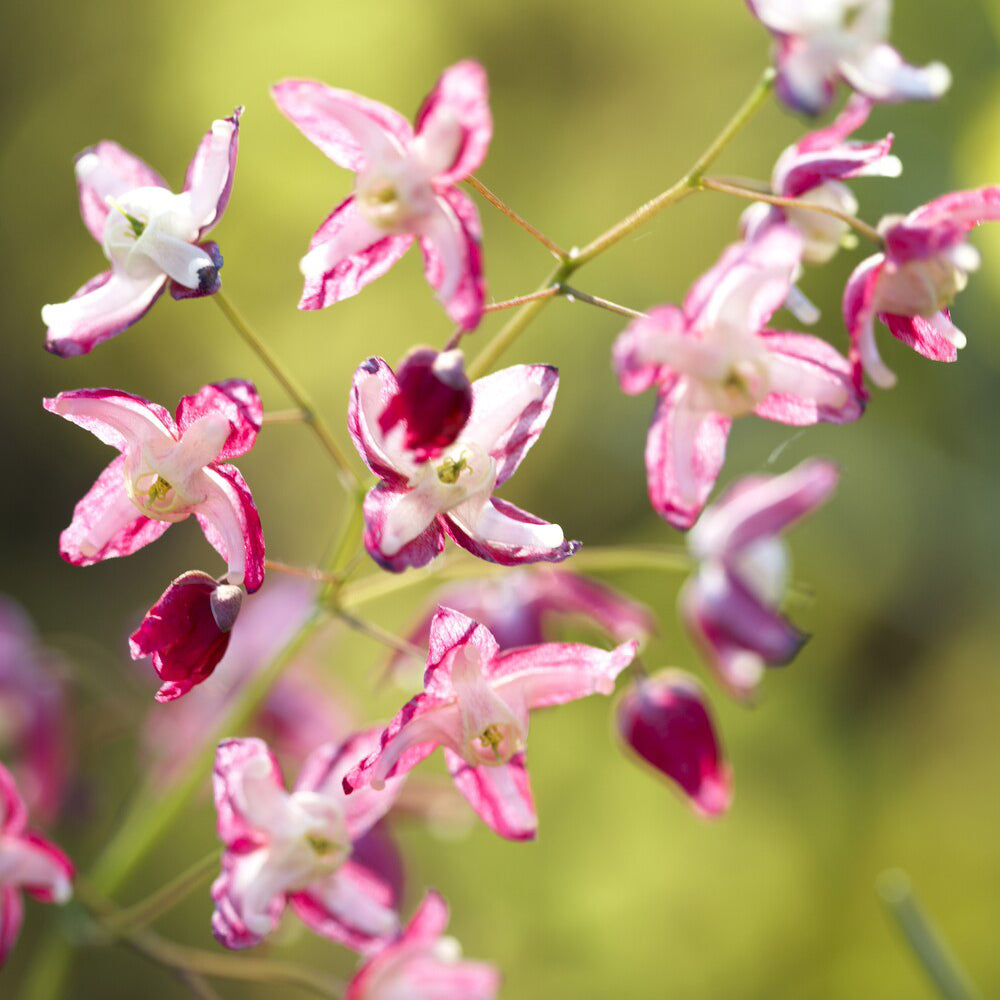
[344,606,637,840]
[747,0,951,115]
[680,458,839,698]
[42,109,241,357]
[843,186,1000,389]
[613,225,862,530]
[212,732,406,951]
[349,354,579,572]
[272,61,491,329]
[44,379,265,592]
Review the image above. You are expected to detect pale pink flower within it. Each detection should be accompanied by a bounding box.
[272,61,491,329]
[345,891,499,1000]
[613,226,862,530]
[843,186,1000,389]
[42,110,241,357]
[44,380,265,591]
[0,763,73,968]
[680,458,839,698]
[747,0,950,115]
[344,607,637,840]
[349,356,579,572]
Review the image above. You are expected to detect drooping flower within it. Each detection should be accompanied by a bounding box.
[42,110,241,357]
[211,732,406,951]
[345,891,499,1000]
[44,380,265,591]
[0,763,73,968]
[349,356,579,572]
[613,225,862,530]
[272,61,491,329]
[129,570,243,702]
[843,186,1000,389]
[747,0,951,115]
[617,670,731,817]
[344,607,637,840]
[680,458,839,698]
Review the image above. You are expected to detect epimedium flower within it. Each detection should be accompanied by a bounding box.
[212,732,406,951]
[272,61,491,329]
[42,110,241,357]
[680,458,839,698]
[747,0,951,116]
[843,186,1000,390]
[0,763,73,969]
[344,607,637,840]
[44,379,265,592]
[613,225,862,530]
[349,355,579,572]
[345,891,499,1000]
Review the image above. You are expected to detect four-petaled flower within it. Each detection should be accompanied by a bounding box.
[42,110,241,357]
[747,0,951,115]
[272,61,491,329]
[680,458,839,698]
[349,356,579,572]
[843,186,1000,389]
[344,607,637,840]
[44,380,265,592]
[613,225,862,529]
[212,732,406,951]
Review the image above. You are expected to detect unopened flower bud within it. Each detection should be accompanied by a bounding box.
[210,582,244,632]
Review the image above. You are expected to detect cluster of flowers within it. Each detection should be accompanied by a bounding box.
[5,0,995,992]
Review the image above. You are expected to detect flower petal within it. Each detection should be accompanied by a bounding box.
[194,465,265,593]
[176,379,262,461]
[881,310,962,362]
[213,737,285,849]
[0,886,23,969]
[0,766,27,836]
[613,306,686,396]
[843,253,895,389]
[840,43,951,105]
[43,386,176,453]
[361,484,447,573]
[348,358,410,483]
[183,109,242,234]
[1,834,74,903]
[443,749,537,840]
[211,848,286,949]
[424,607,499,699]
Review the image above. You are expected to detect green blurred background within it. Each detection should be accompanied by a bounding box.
[3,0,1000,996]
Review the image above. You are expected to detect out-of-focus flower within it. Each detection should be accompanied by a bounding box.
[344,607,636,840]
[42,110,241,357]
[680,458,839,698]
[349,356,578,572]
[613,226,861,530]
[843,186,1000,389]
[617,670,731,817]
[272,61,490,328]
[0,763,73,968]
[211,732,406,951]
[747,0,951,115]
[129,571,243,702]
[345,891,499,1000]
[44,380,265,591]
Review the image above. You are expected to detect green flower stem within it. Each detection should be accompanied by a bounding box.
[466,175,569,260]
[557,284,647,320]
[213,291,360,493]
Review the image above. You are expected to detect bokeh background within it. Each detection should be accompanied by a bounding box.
[3,0,1000,996]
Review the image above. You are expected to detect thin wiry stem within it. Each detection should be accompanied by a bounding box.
[331,607,426,661]
[558,284,647,320]
[466,175,569,259]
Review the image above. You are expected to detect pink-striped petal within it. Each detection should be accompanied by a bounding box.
[183,109,242,234]
[3,833,73,903]
[211,849,285,949]
[0,766,27,836]
[362,484,447,573]
[901,185,1000,236]
[176,379,262,461]
[881,310,961,362]
[194,464,265,593]
[443,750,536,840]
[0,886,23,969]
[535,572,656,643]
[212,737,284,849]
[424,607,499,697]
[843,253,892,389]
[167,241,223,300]
[612,306,685,396]
[839,43,951,105]
[43,386,175,453]
[348,358,410,483]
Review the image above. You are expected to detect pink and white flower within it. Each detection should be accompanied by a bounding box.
[349,356,579,572]
[344,607,637,840]
[211,732,406,951]
[44,379,265,591]
[42,110,241,357]
[680,458,839,698]
[272,61,491,328]
[613,226,862,530]
[345,891,499,1000]
[0,763,73,968]
[747,0,951,115]
[843,186,1000,389]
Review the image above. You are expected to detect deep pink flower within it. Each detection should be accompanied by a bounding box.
[272,61,491,328]
[0,763,73,968]
[44,380,265,591]
[42,110,241,357]
[747,1,951,115]
[344,607,637,840]
[613,226,862,530]
[680,458,839,698]
[617,670,731,817]
[349,356,579,572]
[345,891,499,1000]
[843,186,1000,389]
[211,732,406,951]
